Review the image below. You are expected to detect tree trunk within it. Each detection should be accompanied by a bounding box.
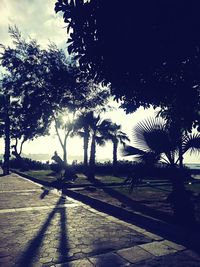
[63,147,67,164]
[178,143,183,168]
[167,122,195,225]
[3,96,10,175]
[112,141,118,175]
[83,129,89,173]
[83,137,88,166]
[12,146,22,160]
[88,134,96,180]
[12,138,29,171]
[12,138,22,160]
[54,115,68,164]
[84,127,89,166]
[168,168,196,226]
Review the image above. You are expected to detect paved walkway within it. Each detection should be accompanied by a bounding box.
[0,172,200,267]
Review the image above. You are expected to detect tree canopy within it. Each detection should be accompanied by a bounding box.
[0,26,111,163]
[0,27,69,155]
[55,0,200,130]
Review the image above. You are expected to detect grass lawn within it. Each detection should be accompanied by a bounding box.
[16,168,200,222]
[24,170,59,182]
[115,186,173,213]
[18,169,126,185]
[78,184,200,223]
[94,175,125,183]
[18,169,200,195]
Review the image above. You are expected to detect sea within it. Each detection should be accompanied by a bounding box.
[186,163,200,170]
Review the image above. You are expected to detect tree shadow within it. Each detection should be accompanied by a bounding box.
[79,177,200,252]
[16,196,69,266]
[91,178,173,223]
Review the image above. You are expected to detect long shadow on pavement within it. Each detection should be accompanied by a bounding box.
[65,178,200,253]
[16,194,69,267]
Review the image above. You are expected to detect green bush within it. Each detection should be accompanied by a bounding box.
[50,163,62,174]
[10,157,50,171]
[72,161,192,180]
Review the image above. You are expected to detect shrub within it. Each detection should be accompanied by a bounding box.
[50,163,62,174]
[10,157,50,171]
[72,160,192,181]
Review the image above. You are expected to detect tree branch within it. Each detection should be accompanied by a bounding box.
[53,115,64,148]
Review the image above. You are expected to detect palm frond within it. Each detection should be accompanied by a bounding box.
[183,133,200,155]
[122,145,145,156]
[95,135,106,146]
[118,131,130,143]
[133,117,175,154]
[71,130,85,138]
[135,152,161,165]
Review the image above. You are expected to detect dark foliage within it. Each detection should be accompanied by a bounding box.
[50,163,63,174]
[123,117,200,166]
[55,0,200,131]
[10,158,49,171]
[72,160,193,180]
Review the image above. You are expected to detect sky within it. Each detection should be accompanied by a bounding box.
[0,0,199,164]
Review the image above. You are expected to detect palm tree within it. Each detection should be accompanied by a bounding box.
[74,112,112,178]
[107,123,130,169]
[87,113,111,180]
[123,117,200,167]
[73,112,93,169]
[123,117,200,224]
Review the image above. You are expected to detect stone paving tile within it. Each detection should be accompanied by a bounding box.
[0,172,199,267]
[53,258,95,267]
[0,190,67,209]
[161,240,186,251]
[141,231,164,241]
[0,200,151,266]
[0,189,41,193]
[87,207,163,242]
[129,251,200,267]
[89,252,129,267]
[138,241,177,256]
[0,203,79,214]
[116,246,154,264]
[0,174,40,191]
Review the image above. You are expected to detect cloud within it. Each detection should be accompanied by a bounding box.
[0,0,68,49]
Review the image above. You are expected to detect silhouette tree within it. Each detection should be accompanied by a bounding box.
[0,94,10,175]
[53,112,75,163]
[123,117,200,224]
[55,1,200,223]
[1,27,106,165]
[107,123,130,169]
[73,85,111,170]
[9,99,50,160]
[86,112,112,180]
[55,0,200,129]
[0,27,67,156]
[53,79,110,163]
[123,117,200,167]
[73,111,93,169]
